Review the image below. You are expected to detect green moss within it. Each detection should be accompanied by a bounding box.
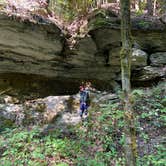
[138,20,151,29]
[88,9,120,31]
[0,118,15,129]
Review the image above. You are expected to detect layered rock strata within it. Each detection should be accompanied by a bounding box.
[0,10,165,95]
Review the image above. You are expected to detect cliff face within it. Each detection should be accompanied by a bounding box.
[0,11,165,96]
[0,14,64,76]
[88,10,166,85]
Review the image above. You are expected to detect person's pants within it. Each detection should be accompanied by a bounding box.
[80,102,88,117]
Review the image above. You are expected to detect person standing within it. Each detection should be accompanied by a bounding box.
[84,82,91,115]
[79,82,91,118]
[79,85,86,118]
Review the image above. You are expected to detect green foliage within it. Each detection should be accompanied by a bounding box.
[0,82,165,165]
[56,163,69,166]
[137,145,166,166]
[132,89,144,97]
[135,10,144,16]
[0,127,76,165]
[161,97,166,106]
[73,103,125,165]
[132,82,166,165]
[49,0,99,21]
[76,157,106,166]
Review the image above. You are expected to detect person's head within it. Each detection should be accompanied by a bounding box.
[85,81,91,88]
[79,86,84,91]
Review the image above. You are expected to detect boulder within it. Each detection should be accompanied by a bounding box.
[108,48,148,68]
[150,52,166,66]
[0,95,81,127]
[0,103,24,128]
[160,14,166,24]
[131,48,148,67]
[132,66,166,81]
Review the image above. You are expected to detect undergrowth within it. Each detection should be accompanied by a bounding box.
[0,82,165,166]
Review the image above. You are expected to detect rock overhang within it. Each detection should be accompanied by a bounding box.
[0,10,165,96]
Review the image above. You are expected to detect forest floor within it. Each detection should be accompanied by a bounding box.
[0,81,165,166]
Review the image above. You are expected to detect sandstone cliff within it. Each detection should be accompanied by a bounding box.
[0,10,165,96]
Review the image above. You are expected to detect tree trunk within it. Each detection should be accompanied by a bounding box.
[135,0,142,11]
[153,0,157,16]
[120,0,137,165]
[147,0,153,15]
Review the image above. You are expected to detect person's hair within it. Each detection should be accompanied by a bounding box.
[85,81,91,87]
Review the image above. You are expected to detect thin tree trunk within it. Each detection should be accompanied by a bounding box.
[135,0,141,11]
[147,0,153,15]
[120,0,137,165]
[153,0,157,16]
